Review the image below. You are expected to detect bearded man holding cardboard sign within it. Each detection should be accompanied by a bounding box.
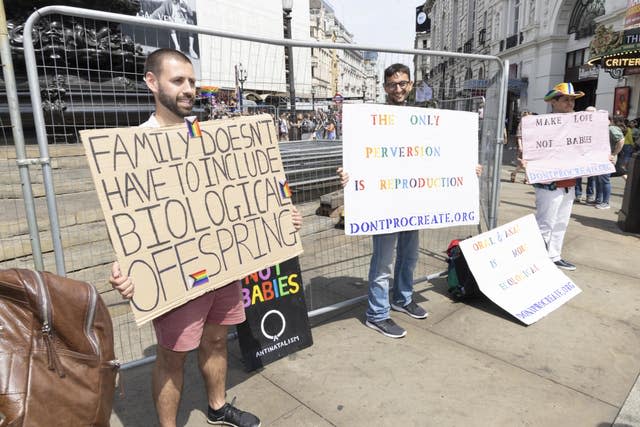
[109,48,302,427]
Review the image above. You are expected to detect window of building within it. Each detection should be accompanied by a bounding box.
[468,0,476,38]
[452,0,459,50]
[441,11,445,49]
[568,0,605,39]
[449,75,456,98]
[566,48,587,69]
[512,0,520,35]
[575,49,584,66]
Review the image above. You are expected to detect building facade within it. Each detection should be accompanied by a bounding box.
[197,0,313,97]
[309,0,377,103]
[423,0,637,127]
[414,32,432,83]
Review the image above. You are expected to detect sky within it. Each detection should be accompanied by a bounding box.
[328,0,420,49]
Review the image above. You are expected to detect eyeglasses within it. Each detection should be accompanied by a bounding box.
[385,81,411,89]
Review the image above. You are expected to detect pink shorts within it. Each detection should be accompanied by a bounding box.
[153,281,246,352]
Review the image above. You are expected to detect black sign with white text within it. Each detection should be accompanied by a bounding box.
[237,257,313,371]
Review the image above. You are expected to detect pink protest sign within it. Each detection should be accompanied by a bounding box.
[521,111,614,184]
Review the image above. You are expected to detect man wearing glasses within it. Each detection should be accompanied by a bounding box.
[337,63,428,339]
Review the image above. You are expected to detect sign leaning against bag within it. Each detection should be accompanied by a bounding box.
[459,214,581,325]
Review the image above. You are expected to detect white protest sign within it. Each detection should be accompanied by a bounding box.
[459,214,581,325]
[80,115,303,326]
[342,103,479,236]
[521,111,614,183]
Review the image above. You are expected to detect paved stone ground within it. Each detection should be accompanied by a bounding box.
[108,169,640,426]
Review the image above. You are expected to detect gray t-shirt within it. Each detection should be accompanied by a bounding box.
[609,125,624,153]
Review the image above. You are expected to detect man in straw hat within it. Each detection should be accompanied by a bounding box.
[532,82,585,271]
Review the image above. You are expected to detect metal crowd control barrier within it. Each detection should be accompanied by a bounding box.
[2,6,508,364]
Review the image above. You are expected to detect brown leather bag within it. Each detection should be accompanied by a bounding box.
[0,269,119,426]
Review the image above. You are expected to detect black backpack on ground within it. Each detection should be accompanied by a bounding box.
[446,239,482,300]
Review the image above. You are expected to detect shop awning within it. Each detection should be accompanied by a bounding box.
[588,49,640,68]
[462,78,527,94]
[508,78,528,95]
[463,79,489,90]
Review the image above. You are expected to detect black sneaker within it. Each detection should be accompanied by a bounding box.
[365,318,407,338]
[207,397,261,427]
[554,259,576,271]
[391,301,429,319]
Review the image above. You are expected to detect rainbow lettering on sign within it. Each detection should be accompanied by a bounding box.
[379,176,463,190]
[279,180,293,198]
[185,116,202,138]
[348,210,476,234]
[371,114,396,125]
[409,113,440,126]
[498,263,541,290]
[365,145,441,159]
[190,269,209,287]
[242,264,300,308]
[471,224,521,251]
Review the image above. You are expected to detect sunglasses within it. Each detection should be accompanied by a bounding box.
[385,81,411,89]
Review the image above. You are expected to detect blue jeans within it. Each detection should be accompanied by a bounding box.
[595,173,611,204]
[367,231,419,322]
[575,176,595,199]
[621,144,634,167]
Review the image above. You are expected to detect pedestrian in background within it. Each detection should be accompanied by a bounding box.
[620,118,637,179]
[325,118,336,140]
[315,110,327,140]
[278,113,289,141]
[594,116,625,209]
[301,113,314,140]
[575,106,597,204]
[290,113,303,141]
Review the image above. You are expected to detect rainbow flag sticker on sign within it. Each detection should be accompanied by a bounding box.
[190,269,209,287]
[279,180,292,198]
[185,116,202,138]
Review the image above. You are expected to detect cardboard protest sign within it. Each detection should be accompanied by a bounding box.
[80,115,303,325]
[342,104,479,236]
[521,111,614,183]
[237,257,313,371]
[459,214,581,325]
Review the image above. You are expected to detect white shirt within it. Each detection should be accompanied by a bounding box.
[140,113,160,128]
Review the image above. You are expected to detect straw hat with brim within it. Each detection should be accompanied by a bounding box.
[544,82,585,102]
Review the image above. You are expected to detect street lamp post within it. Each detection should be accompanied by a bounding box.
[362,82,367,102]
[282,0,296,135]
[237,62,247,112]
[311,86,316,111]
